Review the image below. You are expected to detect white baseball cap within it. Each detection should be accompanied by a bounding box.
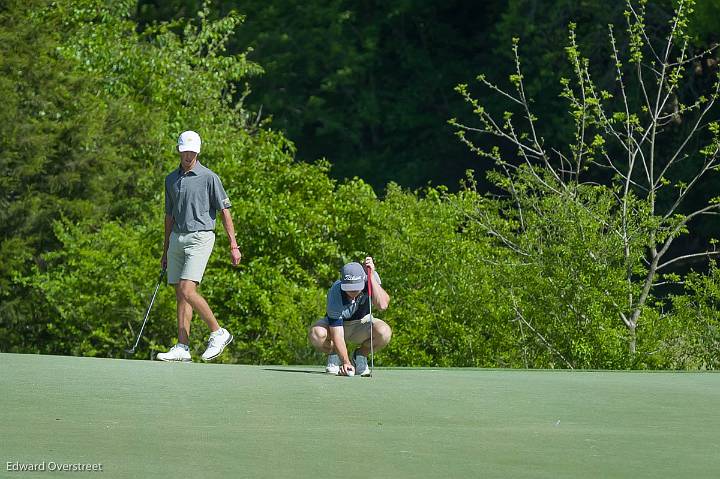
[178,130,201,153]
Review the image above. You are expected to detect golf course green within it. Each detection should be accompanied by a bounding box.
[1,353,717,478]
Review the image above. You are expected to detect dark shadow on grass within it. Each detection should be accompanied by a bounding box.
[263,368,327,375]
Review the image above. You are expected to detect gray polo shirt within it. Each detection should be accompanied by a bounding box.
[165,161,231,233]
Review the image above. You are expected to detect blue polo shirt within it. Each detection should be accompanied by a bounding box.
[165,161,231,233]
[325,271,382,327]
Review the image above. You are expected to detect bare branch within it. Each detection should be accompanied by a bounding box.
[662,150,719,220]
[658,250,720,271]
[464,210,530,258]
[603,289,634,328]
[657,204,720,261]
[652,281,685,287]
[511,297,575,369]
[511,44,538,137]
[626,1,663,65]
[656,80,720,190]
[500,161,526,231]
[476,75,524,106]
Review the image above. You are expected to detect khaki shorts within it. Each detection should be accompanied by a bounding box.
[167,231,215,284]
[311,314,388,344]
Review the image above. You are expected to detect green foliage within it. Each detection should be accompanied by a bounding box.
[665,261,720,369]
[0,0,165,333]
[687,2,720,41]
[527,190,647,366]
[31,221,174,357]
[463,168,654,368]
[452,0,720,368]
[137,0,504,189]
[367,184,515,367]
[3,0,719,371]
[10,0,378,363]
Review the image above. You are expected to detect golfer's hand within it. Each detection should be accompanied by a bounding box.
[340,363,355,376]
[364,256,375,273]
[230,247,242,267]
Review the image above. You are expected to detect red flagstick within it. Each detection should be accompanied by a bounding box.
[366,265,374,377]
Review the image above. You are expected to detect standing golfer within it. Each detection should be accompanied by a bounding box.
[308,257,391,376]
[157,130,241,362]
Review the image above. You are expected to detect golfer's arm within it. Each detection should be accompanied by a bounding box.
[220,208,239,249]
[163,214,174,255]
[372,283,390,311]
[328,326,350,363]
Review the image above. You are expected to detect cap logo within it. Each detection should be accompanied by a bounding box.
[343,274,362,281]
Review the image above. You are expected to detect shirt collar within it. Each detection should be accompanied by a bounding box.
[178,160,204,176]
[342,290,365,305]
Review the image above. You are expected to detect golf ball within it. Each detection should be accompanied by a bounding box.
[347,369,355,377]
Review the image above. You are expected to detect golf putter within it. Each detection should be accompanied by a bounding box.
[366,265,374,377]
[125,268,166,354]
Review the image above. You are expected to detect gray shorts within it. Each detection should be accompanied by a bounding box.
[311,314,388,344]
[167,231,215,284]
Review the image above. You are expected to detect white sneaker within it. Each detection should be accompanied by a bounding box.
[325,354,341,375]
[157,344,191,362]
[353,350,371,377]
[201,328,233,361]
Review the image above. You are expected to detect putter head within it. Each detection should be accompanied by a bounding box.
[124,348,136,355]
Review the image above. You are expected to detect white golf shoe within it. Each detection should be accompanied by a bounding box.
[353,350,371,377]
[325,354,341,375]
[157,344,191,362]
[201,328,233,361]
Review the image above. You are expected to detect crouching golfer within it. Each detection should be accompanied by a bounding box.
[157,130,241,362]
[308,257,391,376]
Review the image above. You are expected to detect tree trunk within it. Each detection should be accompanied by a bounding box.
[628,323,636,355]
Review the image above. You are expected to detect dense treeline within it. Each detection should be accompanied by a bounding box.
[1,0,718,368]
[137,0,720,263]
[137,0,720,192]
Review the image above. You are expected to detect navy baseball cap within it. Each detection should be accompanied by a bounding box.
[340,262,366,291]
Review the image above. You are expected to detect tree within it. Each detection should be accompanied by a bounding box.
[12,0,377,362]
[136,0,503,190]
[0,0,169,349]
[452,0,720,357]
[667,260,720,369]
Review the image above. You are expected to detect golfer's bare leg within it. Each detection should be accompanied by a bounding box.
[176,280,220,333]
[356,320,392,356]
[175,289,193,345]
[308,324,334,353]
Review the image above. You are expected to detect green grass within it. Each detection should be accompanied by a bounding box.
[0,353,718,478]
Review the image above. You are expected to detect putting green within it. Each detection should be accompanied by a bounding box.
[0,353,718,478]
